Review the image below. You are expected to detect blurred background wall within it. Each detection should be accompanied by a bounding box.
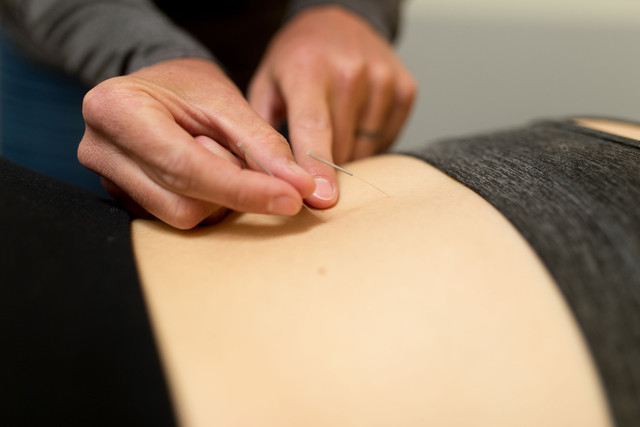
[393,0,640,151]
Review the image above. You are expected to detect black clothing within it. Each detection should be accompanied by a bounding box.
[0,158,177,426]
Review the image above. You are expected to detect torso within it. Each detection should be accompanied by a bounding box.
[133,154,612,427]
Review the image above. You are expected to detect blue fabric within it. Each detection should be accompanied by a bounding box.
[0,34,104,194]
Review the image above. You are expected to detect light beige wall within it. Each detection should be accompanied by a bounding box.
[406,0,640,27]
[394,0,640,150]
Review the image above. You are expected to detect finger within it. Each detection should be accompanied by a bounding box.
[352,65,395,159]
[193,134,243,167]
[120,64,313,200]
[381,71,418,150]
[101,176,155,220]
[136,135,305,219]
[116,149,297,229]
[100,135,242,225]
[247,71,287,130]
[96,149,232,228]
[197,97,315,200]
[330,61,369,165]
[81,109,305,227]
[102,175,231,225]
[280,72,340,208]
[195,136,257,212]
[123,105,308,210]
[121,163,234,229]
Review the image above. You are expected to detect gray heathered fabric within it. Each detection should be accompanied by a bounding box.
[0,0,214,85]
[0,0,401,86]
[408,119,640,427]
[285,0,401,40]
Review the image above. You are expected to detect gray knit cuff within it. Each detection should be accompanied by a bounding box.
[284,0,402,41]
[121,32,217,78]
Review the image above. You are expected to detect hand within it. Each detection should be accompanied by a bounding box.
[78,58,315,229]
[248,5,417,208]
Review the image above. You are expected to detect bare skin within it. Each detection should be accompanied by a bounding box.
[78,6,416,229]
[573,117,640,140]
[133,149,615,426]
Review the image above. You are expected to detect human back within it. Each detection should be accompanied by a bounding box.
[133,153,612,427]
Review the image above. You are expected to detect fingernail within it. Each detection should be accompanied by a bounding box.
[268,195,300,215]
[313,177,336,201]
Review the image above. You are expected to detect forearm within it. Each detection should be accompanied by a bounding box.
[285,0,403,40]
[0,0,214,85]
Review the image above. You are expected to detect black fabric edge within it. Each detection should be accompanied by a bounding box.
[0,157,177,426]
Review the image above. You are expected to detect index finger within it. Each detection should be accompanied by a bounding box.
[280,73,340,209]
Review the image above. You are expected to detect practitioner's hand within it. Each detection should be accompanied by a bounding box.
[248,5,417,208]
[78,58,315,229]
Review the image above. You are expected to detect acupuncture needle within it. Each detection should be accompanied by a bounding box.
[306,151,390,198]
[306,151,353,176]
[237,142,273,176]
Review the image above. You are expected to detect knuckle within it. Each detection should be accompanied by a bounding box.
[82,76,152,131]
[76,138,98,169]
[252,132,290,150]
[294,112,331,133]
[396,74,418,108]
[290,46,322,70]
[82,86,109,127]
[336,60,367,89]
[370,64,394,88]
[82,77,126,121]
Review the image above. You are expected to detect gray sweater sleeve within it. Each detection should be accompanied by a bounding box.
[0,0,403,87]
[286,0,402,40]
[0,0,215,86]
